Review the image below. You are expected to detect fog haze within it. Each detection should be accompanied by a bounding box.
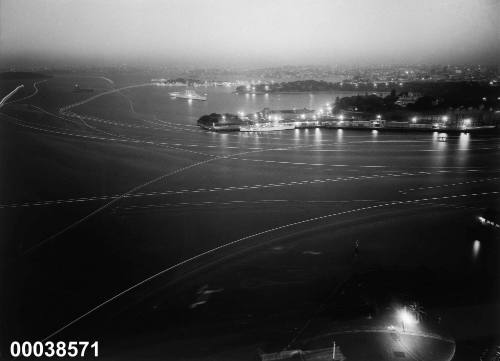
[1,0,499,67]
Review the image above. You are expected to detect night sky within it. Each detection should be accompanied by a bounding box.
[1,0,499,67]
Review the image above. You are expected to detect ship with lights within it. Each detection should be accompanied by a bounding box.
[169,89,207,101]
[239,122,295,132]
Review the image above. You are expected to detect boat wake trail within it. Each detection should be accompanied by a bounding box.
[39,191,499,343]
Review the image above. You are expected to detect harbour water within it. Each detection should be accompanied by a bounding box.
[1,77,499,360]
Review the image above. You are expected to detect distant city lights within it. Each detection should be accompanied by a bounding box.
[478,216,500,228]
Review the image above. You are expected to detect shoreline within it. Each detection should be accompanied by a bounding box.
[199,123,497,134]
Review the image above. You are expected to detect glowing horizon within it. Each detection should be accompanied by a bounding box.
[1,0,499,68]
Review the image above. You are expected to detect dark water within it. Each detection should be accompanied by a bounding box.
[1,77,499,360]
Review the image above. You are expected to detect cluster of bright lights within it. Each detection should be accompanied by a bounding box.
[478,216,500,228]
[398,308,417,325]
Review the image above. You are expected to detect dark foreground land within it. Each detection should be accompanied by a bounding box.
[0,74,499,360]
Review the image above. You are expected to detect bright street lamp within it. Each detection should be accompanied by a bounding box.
[398,307,416,332]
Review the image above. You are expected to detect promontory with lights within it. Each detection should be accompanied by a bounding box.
[198,81,499,133]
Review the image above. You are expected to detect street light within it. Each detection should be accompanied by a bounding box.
[411,117,417,123]
[442,116,448,123]
[398,307,416,332]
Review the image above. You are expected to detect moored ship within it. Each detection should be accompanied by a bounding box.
[240,122,295,132]
[169,89,207,101]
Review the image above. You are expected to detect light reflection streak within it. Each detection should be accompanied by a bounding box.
[472,240,480,260]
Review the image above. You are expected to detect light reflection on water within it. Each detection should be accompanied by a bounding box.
[337,129,343,142]
[218,132,229,151]
[436,134,448,151]
[472,240,481,260]
[430,131,448,168]
[314,128,322,144]
[293,128,301,145]
[459,132,470,148]
[456,132,471,167]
